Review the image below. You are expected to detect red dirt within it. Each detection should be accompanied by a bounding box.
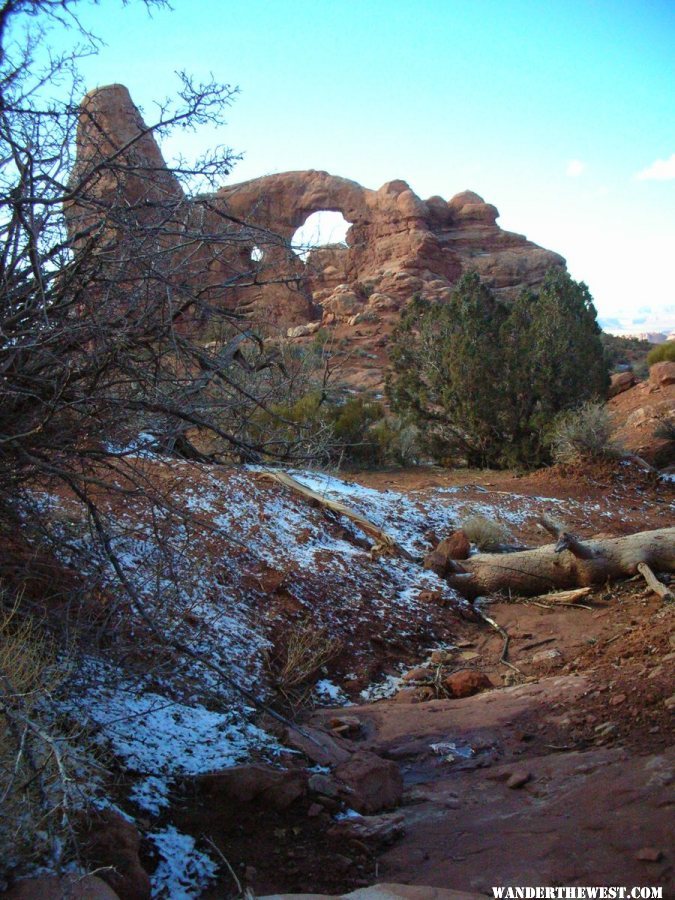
[32,459,673,897]
[184,464,673,897]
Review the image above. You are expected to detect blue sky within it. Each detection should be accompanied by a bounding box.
[46,0,675,331]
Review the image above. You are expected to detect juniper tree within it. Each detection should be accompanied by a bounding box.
[387,273,508,467]
[387,269,608,468]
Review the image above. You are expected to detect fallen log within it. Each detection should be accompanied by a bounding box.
[447,527,675,598]
[259,471,413,559]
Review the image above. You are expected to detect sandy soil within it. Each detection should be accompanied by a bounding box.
[183,464,674,898]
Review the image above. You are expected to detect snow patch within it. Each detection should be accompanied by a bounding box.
[314,679,351,706]
[149,826,218,898]
[360,672,404,702]
[62,660,281,815]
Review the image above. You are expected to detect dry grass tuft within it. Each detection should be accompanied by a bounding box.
[0,591,78,881]
[267,617,342,699]
[654,415,675,442]
[461,514,512,551]
[548,402,623,466]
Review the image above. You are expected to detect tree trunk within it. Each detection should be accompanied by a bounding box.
[448,527,675,598]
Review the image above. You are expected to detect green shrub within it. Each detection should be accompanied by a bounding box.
[547,402,622,466]
[327,398,382,465]
[646,341,675,366]
[249,390,421,469]
[387,269,609,469]
[601,332,651,378]
[370,417,421,466]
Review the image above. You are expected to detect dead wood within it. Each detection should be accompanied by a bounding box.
[637,562,674,602]
[260,471,414,559]
[447,527,675,598]
[473,606,521,673]
[535,587,593,605]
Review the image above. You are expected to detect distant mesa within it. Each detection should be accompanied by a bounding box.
[613,331,675,345]
[66,83,567,384]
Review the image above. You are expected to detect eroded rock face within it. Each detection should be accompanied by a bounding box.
[212,170,565,323]
[67,84,566,370]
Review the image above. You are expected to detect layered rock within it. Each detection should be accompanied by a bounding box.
[67,84,567,378]
[215,172,564,324]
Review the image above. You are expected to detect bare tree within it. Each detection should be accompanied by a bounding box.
[0,0,334,881]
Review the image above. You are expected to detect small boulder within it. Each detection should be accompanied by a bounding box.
[327,811,405,849]
[531,647,564,671]
[429,649,453,665]
[308,772,340,798]
[423,549,450,577]
[418,589,445,604]
[650,361,675,387]
[436,530,471,561]
[636,847,663,862]
[367,292,398,311]
[287,321,321,338]
[443,669,492,699]
[197,763,306,811]
[329,715,362,736]
[79,810,150,900]
[609,370,637,397]
[506,771,532,790]
[402,667,433,683]
[284,724,352,766]
[423,531,470,575]
[393,687,420,704]
[335,750,403,814]
[323,289,362,319]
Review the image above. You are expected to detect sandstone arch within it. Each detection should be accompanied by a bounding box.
[66,83,567,346]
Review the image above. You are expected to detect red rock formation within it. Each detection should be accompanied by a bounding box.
[66,84,567,376]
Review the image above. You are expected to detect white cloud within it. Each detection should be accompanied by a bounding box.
[636,153,675,181]
[565,159,586,177]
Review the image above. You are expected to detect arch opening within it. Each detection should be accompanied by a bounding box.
[291,210,351,261]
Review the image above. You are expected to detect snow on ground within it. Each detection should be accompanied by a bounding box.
[59,657,284,896]
[284,468,566,548]
[149,826,218,899]
[61,659,282,816]
[40,459,670,895]
[314,678,351,705]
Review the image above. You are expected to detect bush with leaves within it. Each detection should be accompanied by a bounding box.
[601,332,651,378]
[646,341,675,366]
[387,269,609,468]
[387,274,508,467]
[248,388,420,468]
